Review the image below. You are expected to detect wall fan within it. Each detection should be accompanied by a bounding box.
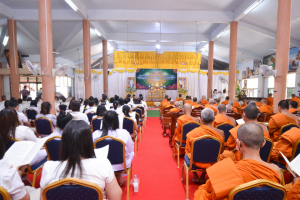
[52,64,70,77]
[219,76,228,84]
[25,60,41,76]
[259,65,277,77]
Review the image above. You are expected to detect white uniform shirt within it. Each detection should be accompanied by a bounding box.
[141,100,148,110]
[48,129,63,139]
[17,112,28,125]
[27,106,40,114]
[14,126,37,142]
[92,129,134,171]
[36,113,57,126]
[84,107,97,113]
[70,111,89,124]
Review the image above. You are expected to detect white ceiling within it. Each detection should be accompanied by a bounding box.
[0,0,299,67]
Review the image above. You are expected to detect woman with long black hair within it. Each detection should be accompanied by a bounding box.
[36,102,57,126]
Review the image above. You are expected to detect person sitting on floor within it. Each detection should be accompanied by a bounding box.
[36,102,57,127]
[47,111,73,138]
[258,99,273,114]
[40,120,122,200]
[194,123,281,200]
[69,100,89,124]
[213,104,236,127]
[289,101,298,114]
[221,96,229,105]
[268,100,297,141]
[92,111,134,187]
[169,101,181,113]
[205,99,218,115]
[185,108,225,184]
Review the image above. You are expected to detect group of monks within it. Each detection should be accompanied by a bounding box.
[160,93,300,199]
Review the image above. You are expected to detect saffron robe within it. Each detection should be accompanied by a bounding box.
[268,113,297,141]
[259,104,273,114]
[213,113,234,128]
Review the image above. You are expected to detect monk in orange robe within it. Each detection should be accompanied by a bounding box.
[213,104,236,127]
[290,94,300,106]
[169,101,181,113]
[287,177,300,200]
[185,96,192,105]
[270,127,300,165]
[259,99,273,114]
[241,99,248,107]
[223,105,270,161]
[161,95,170,108]
[185,108,225,183]
[161,95,168,105]
[172,104,200,151]
[204,99,218,115]
[233,98,241,108]
[241,100,250,113]
[175,94,185,103]
[165,99,175,109]
[289,100,298,113]
[266,93,273,106]
[194,123,281,200]
[256,98,262,107]
[221,96,229,105]
[190,97,199,106]
[268,100,297,141]
[193,100,205,109]
[201,95,209,105]
[227,101,239,113]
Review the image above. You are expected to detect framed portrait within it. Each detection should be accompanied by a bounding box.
[242,71,246,79]
[253,60,262,75]
[127,77,136,89]
[178,77,187,89]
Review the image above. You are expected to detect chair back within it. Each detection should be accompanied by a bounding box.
[260,138,273,162]
[0,186,10,200]
[181,122,201,143]
[91,117,102,132]
[134,112,140,123]
[43,178,103,200]
[35,117,53,136]
[94,136,127,172]
[86,112,96,123]
[45,136,61,161]
[137,106,145,114]
[228,179,286,200]
[257,112,266,122]
[26,109,38,120]
[123,117,134,134]
[190,135,222,169]
[291,139,300,161]
[133,108,142,119]
[5,138,17,151]
[216,123,234,142]
[59,104,67,111]
[278,123,298,141]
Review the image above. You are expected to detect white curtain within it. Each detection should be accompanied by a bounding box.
[75,73,85,99]
[108,70,136,98]
[212,73,229,92]
[199,73,208,98]
[177,72,199,99]
[91,70,104,99]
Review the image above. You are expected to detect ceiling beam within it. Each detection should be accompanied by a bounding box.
[55,39,102,58]
[214,41,262,59]
[74,50,114,65]
[116,44,201,52]
[0,25,8,58]
[201,51,229,64]
[54,22,82,52]
[16,22,40,47]
[88,10,233,22]
[0,3,13,19]
[196,41,208,51]
[13,9,82,21]
[90,21,107,39]
[68,0,88,19]
[107,33,210,42]
[239,21,300,47]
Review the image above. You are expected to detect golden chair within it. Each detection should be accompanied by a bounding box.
[0,186,10,200]
[278,123,298,141]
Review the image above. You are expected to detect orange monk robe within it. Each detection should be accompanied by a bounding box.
[242,101,247,107]
[213,104,218,106]
[201,99,209,105]
[164,104,174,109]
[259,104,273,114]
[172,115,197,147]
[287,178,300,200]
[213,113,234,128]
[270,127,300,165]
[205,105,218,115]
[169,107,180,113]
[266,97,273,106]
[290,97,300,105]
[190,102,198,106]
[268,113,297,141]
[289,108,297,113]
[161,99,168,105]
[161,101,169,108]
[185,125,223,168]
[256,102,262,107]
[221,100,228,105]
[194,158,281,200]
[233,101,241,108]
[176,97,184,102]
[185,100,192,105]
[232,107,238,113]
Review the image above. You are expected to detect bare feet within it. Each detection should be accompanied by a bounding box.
[192,172,199,183]
[117,177,127,187]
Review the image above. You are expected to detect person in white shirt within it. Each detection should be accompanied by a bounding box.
[35,96,43,109]
[140,96,148,110]
[36,102,57,126]
[102,94,110,105]
[55,97,69,113]
[120,105,138,138]
[27,100,40,114]
[93,105,107,119]
[8,101,30,127]
[0,95,7,110]
[82,99,89,113]
[212,89,218,100]
[84,99,97,113]
[93,111,134,186]
[69,100,89,124]
[48,111,73,139]
[40,120,122,200]
[116,98,124,114]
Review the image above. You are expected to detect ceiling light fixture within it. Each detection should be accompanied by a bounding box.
[216,29,228,38]
[243,0,264,15]
[3,36,8,46]
[92,28,101,37]
[156,44,160,49]
[65,0,78,11]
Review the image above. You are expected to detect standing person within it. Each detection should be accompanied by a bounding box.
[212,89,218,100]
[20,86,30,98]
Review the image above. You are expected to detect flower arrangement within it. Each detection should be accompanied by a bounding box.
[126,87,137,94]
[178,88,188,93]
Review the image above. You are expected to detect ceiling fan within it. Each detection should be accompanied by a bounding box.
[133,41,142,65]
[182,42,188,65]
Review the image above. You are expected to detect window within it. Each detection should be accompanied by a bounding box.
[267,73,295,99]
[242,78,258,97]
[55,76,73,97]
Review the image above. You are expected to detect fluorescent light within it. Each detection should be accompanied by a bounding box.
[216,29,227,38]
[92,28,101,37]
[65,0,78,11]
[243,0,263,15]
[156,44,160,49]
[2,36,8,46]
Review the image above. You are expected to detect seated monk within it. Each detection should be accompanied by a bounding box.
[190,97,198,106]
[205,99,218,115]
[289,101,298,114]
[259,99,273,114]
[213,104,236,127]
[233,98,241,108]
[290,94,300,107]
[221,96,229,105]
[241,100,250,113]
[269,100,297,141]
[176,94,185,104]
[266,93,273,106]
[161,95,169,107]
[241,99,248,107]
[223,105,270,161]
[169,101,181,113]
[161,97,171,109]
[201,95,209,105]
[286,177,300,200]
[270,124,300,166]
[193,100,205,109]
[185,108,225,184]
[228,101,238,113]
[165,99,175,109]
[185,96,192,104]
[172,104,200,153]
[256,98,262,107]
[194,123,281,200]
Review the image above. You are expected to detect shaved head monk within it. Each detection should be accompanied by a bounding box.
[258,99,273,114]
[201,96,209,105]
[221,96,229,105]
[229,101,238,113]
[172,104,200,152]
[176,94,185,104]
[223,104,270,161]
[185,108,225,184]
[194,123,281,200]
[289,101,298,114]
[266,93,273,106]
[190,97,198,106]
[194,100,204,109]
[213,104,236,127]
[268,100,297,141]
[205,99,218,115]
[161,97,171,108]
[165,99,175,109]
[233,98,241,108]
[169,101,181,113]
[185,96,192,104]
[241,100,250,113]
